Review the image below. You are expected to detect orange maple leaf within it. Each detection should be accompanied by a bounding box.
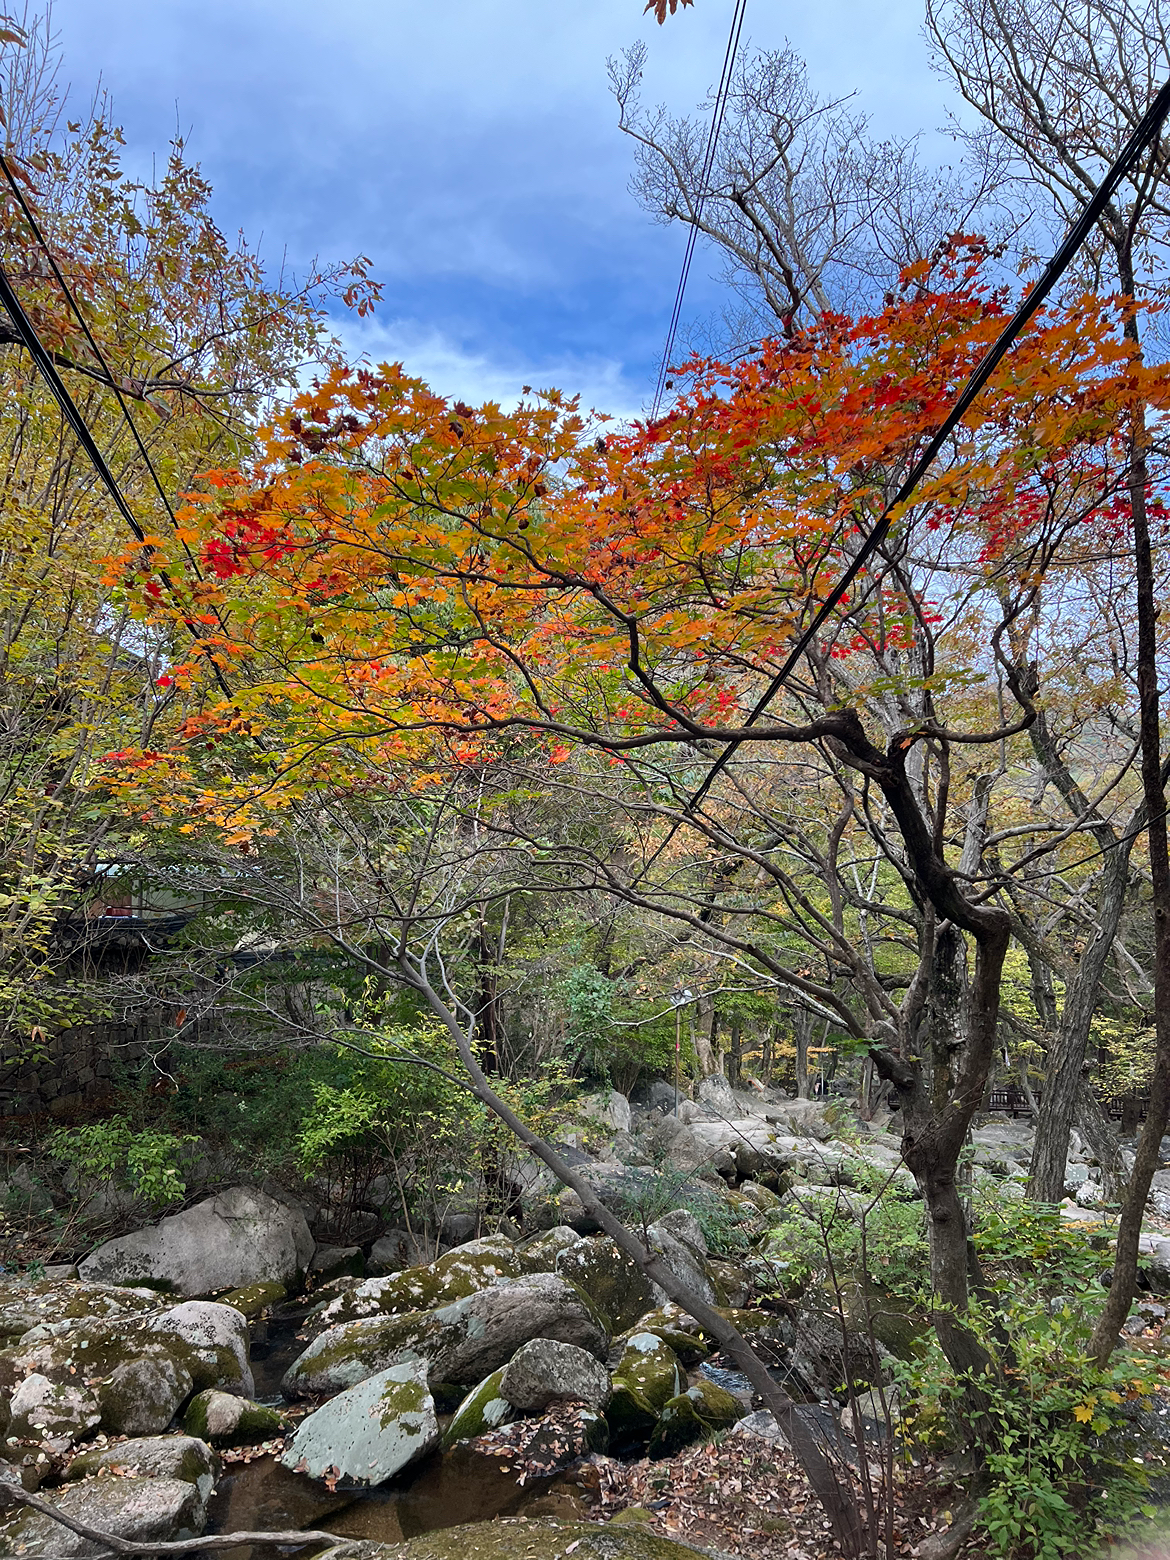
[645,0,694,21]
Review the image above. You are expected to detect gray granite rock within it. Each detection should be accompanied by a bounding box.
[281,1359,437,1486]
[78,1187,314,1297]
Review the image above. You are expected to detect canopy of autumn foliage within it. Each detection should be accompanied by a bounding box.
[102,241,1170,837]
[0,35,379,1034]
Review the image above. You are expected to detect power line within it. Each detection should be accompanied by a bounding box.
[0,210,236,698]
[0,152,203,573]
[681,73,1170,819]
[0,258,151,545]
[649,0,747,421]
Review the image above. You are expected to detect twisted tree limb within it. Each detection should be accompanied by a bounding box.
[0,1471,346,1556]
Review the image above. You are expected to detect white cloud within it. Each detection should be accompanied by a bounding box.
[336,314,644,422]
[46,0,962,405]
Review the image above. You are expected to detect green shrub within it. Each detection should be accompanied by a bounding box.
[761,1168,930,1302]
[610,1165,753,1255]
[899,1295,1163,1560]
[46,1116,196,1208]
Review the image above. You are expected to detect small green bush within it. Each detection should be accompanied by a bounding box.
[610,1165,752,1255]
[899,1295,1163,1560]
[46,1115,196,1208]
[762,1167,930,1302]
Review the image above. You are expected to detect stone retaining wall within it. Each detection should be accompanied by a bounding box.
[0,1019,154,1118]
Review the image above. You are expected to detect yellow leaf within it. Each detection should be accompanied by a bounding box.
[1073,1401,1095,1423]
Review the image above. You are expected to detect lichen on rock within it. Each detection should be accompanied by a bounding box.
[612,1332,680,1411]
[281,1358,438,1486]
[554,1238,653,1333]
[321,1516,710,1559]
[183,1387,286,1445]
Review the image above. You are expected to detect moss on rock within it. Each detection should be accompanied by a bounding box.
[617,1309,710,1366]
[612,1333,680,1411]
[514,1227,583,1275]
[442,1368,515,1447]
[554,1239,653,1334]
[282,1308,452,1399]
[183,1387,286,1445]
[312,1520,709,1560]
[96,1350,194,1436]
[68,1433,219,1501]
[604,1380,659,1450]
[220,1281,287,1319]
[312,1242,519,1331]
[647,1394,708,1458]
[682,1377,743,1428]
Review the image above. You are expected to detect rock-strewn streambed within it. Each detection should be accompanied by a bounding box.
[3,1082,1169,1558]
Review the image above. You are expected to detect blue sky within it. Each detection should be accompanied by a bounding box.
[50,1,956,417]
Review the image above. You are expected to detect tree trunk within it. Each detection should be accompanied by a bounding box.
[408,959,866,1558]
[694,999,716,1076]
[794,1008,812,1099]
[901,920,996,1375]
[728,1017,742,1088]
[1091,340,1170,1362]
[1074,1081,1127,1202]
[1029,834,1136,1201]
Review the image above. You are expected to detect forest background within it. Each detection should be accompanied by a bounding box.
[8,1,1170,1557]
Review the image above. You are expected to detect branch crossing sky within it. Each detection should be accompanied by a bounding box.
[55,1,953,416]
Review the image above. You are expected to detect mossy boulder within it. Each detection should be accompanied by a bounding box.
[736,1181,781,1212]
[604,1380,659,1450]
[183,1387,287,1446]
[148,1301,254,1396]
[499,1338,611,1413]
[706,1259,752,1308]
[68,1434,219,1505]
[647,1394,708,1458]
[282,1308,456,1400]
[97,1350,194,1436]
[718,1306,794,1351]
[836,1283,928,1361]
[310,1518,710,1560]
[441,1367,515,1447]
[554,1238,653,1333]
[0,1280,160,1345]
[282,1359,438,1486]
[0,1473,207,1557]
[311,1239,519,1331]
[609,1507,656,1528]
[682,1377,743,1428]
[3,1317,198,1437]
[8,1373,100,1443]
[646,1378,743,1459]
[612,1333,681,1411]
[285,1272,607,1398]
[219,1280,286,1319]
[514,1227,583,1275]
[619,1308,711,1366]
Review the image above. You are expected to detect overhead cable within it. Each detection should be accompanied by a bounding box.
[0,219,235,698]
[682,73,1170,818]
[0,151,204,572]
[649,0,748,421]
[0,258,151,544]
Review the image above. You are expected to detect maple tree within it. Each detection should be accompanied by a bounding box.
[645,0,694,20]
[105,241,1170,1388]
